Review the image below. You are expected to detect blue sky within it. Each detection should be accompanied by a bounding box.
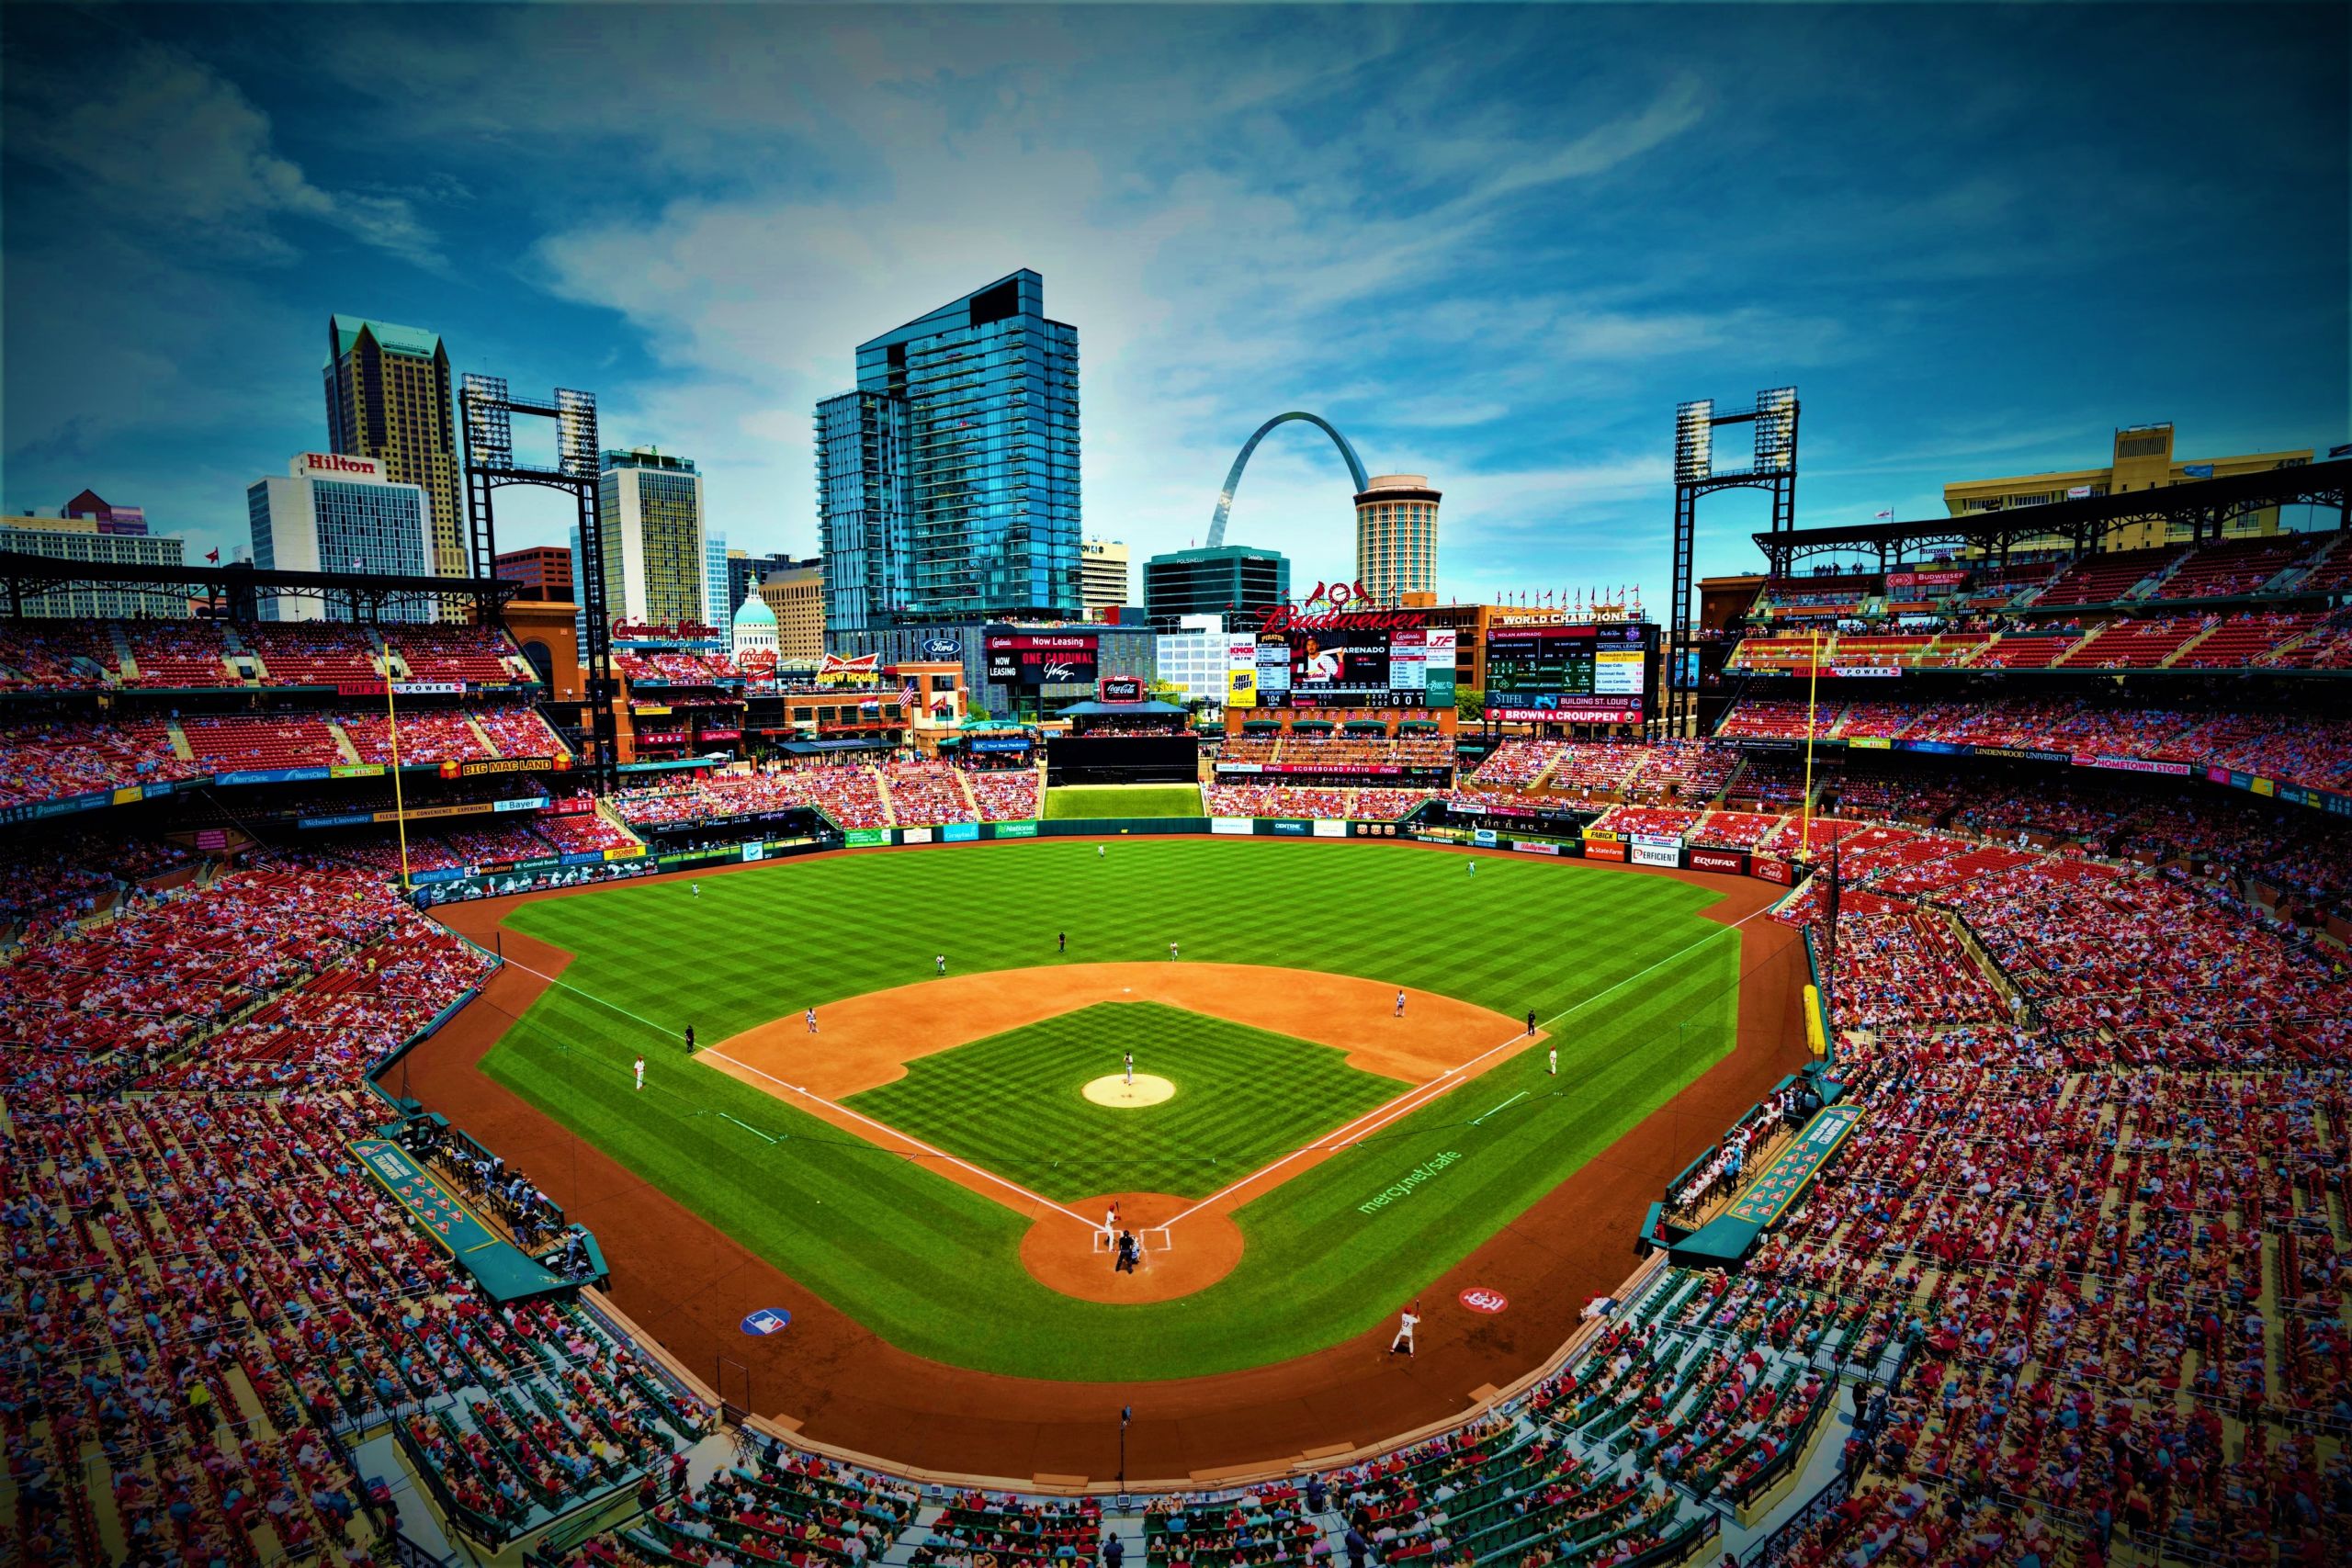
[5,3,2346,601]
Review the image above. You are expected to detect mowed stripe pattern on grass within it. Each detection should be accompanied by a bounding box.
[481,839,1748,1379]
[1044,784,1203,819]
[844,1002,1407,1201]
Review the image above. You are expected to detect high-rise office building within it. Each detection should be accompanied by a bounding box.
[755,558,826,662]
[704,533,731,640]
[0,497,186,618]
[1081,537,1130,614]
[322,316,464,594]
[1142,545,1290,630]
[595,448,707,626]
[246,452,436,622]
[816,269,1080,637]
[728,549,806,616]
[1355,474,1441,604]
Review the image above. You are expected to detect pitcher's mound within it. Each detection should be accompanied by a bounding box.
[1083,1074,1174,1108]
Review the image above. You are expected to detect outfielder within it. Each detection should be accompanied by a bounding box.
[633,1055,646,1091]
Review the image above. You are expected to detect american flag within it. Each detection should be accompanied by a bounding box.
[900,679,918,708]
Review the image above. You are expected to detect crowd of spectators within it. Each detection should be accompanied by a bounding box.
[0,716,198,807]
[883,762,979,827]
[612,763,893,831]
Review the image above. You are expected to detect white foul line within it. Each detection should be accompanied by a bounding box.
[493,953,1099,1229]
[1164,906,1767,1229]
[1471,1090,1529,1125]
[699,1047,1099,1229]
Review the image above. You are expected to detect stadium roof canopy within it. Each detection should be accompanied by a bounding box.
[1751,457,2352,574]
[1057,700,1188,716]
[0,551,516,622]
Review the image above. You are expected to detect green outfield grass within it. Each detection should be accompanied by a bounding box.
[479,837,1745,1380]
[1043,784,1203,818]
[844,1001,1407,1201]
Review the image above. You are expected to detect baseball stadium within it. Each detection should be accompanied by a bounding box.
[4,427,2352,1568]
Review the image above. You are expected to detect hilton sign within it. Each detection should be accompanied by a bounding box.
[297,452,385,479]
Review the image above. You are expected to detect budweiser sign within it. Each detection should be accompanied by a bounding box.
[1259,579,1426,636]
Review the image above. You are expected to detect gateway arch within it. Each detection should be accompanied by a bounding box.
[1207,412,1369,547]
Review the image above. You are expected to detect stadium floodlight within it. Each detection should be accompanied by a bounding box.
[1673,400,1713,485]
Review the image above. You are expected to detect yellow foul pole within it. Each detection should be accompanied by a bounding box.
[385,661,412,892]
[1800,626,1820,860]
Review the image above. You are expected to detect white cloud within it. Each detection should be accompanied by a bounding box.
[6,41,439,268]
[515,41,1731,591]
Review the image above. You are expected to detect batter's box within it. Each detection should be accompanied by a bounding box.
[1091,1225,1174,1253]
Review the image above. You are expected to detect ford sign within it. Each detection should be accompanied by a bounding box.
[921,636,963,660]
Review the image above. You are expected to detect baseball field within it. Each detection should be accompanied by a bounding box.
[473,837,1747,1382]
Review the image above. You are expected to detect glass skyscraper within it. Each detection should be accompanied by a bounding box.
[816,270,1080,635]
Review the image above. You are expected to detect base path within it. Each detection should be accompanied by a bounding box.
[713,963,1523,1098]
[407,840,1809,1487]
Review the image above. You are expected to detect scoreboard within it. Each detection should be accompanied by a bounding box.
[1483,622,1655,724]
[1237,626,1456,708]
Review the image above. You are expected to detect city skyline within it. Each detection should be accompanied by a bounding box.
[4,4,2346,601]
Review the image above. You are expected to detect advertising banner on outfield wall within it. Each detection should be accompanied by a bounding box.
[901,827,935,844]
[1512,840,1561,855]
[1211,817,1254,835]
[1750,856,1792,885]
[741,843,763,863]
[1632,841,1681,868]
[1313,819,1347,837]
[992,820,1039,838]
[1269,818,1310,835]
[1472,828,1498,847]
[943,822,979,842]
[1688,848,1749,874]
[1584,839,1627,862]
[844,829,890,848]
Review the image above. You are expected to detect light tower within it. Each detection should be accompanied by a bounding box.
[1667,387,1797,734]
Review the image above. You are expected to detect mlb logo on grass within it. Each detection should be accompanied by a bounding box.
[740,1308,792,1337]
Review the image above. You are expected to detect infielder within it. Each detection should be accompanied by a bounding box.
[806,1007,819,1034]
[1394,990,1406,1019]
[1169,941,1180,962]
[935,953,946,976]
[1548,1045,1558,1076]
